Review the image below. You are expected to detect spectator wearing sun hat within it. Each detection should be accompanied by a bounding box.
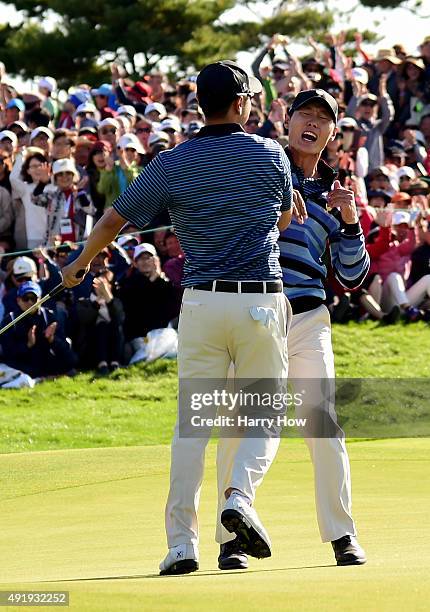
[119,242,178,342]
[1,98,26,128]
[0,279,78,379]
[30,126,54,157]
[0,130,18,159]
[368,48,402,101]
[117,105,137,128]
[91,83,116,120]
[97,118,120,150]
[97,134,140,208]
[38,77,58,120]
[144,102,167,123]
[31,158,95,244]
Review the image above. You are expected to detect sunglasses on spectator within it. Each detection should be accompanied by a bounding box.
[15,275,32,283]
[100,128,117,135]
[136,127,151,133]
[20,294,38,304]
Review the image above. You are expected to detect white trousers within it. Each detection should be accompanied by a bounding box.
[216,305,356,544]
[382,272,430,310]
[165,287,289,548]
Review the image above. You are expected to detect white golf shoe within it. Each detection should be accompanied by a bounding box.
[221,493,272,559]
[159,543,199,575]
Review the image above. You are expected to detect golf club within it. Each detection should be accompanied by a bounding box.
[0,269,86,337]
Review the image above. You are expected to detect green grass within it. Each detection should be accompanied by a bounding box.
[0,439,429,611]
[1,322,430,453]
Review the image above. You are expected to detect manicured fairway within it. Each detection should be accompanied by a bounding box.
[1,438,429,611]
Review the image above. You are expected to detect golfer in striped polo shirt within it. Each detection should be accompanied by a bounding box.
[62,60,298,575]
[217,90,369,571]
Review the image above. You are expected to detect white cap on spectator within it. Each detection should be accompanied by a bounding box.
[160,117,181,133]
[0,130,18,147]
[397,166,416,180]
[117,234,139,247]
[9,120,28,132]
[337,117,358,129]
[13,256,37,277]
[52,158,79,180]
[98,118,120,130]
[30,126,54,142]
[38,76,57,93]
[75,102,97,117]
[144,102,167,119]
[148,131,169,147]
[133,243,157,259]
[117,134,145,154]
[117,105,137,117]
[351,67,369,85]
[393,211,410,226]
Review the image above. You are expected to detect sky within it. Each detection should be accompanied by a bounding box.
[1,0,429,90]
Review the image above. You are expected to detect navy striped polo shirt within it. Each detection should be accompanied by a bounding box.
[112,123,292,287]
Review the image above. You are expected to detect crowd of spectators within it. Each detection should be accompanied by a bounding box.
[0,31,430,379]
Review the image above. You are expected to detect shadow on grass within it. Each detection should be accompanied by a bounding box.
[38,564,336,583]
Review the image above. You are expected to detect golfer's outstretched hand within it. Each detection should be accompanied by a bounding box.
[292,189,307,224]
[62,259,90,288]
[327,180,358,224]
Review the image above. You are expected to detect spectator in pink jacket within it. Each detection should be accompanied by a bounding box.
[377,211,430,320]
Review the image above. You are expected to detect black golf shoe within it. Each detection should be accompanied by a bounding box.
[218,538,249,570]
[331,535,367,566]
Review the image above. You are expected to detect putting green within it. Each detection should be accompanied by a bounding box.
[0,439,429,611]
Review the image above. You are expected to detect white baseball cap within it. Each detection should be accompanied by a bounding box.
[160,117,181,133]
[117,105,137,117]
[397,166,416,180]
[351,67,369,85]
[148,131,170,147]
[38,76,57,92]
[393,211,410,226]
[337,117,358,129]
[133,243,157,260]
[52,158,79,180]
[0,129,18,148]
[13,256,37,277]
[117,234,140,247]
[75,102,97,117]
[30,126,54,142]
[98,118,120,130]
[117,134,145,154]
[144,102,167,119]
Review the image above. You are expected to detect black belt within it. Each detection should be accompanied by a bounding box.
[191,280,283,293]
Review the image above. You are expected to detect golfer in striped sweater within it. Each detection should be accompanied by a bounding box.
[217,90,369,570]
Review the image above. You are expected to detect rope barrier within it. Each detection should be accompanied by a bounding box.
[0,225,174,259]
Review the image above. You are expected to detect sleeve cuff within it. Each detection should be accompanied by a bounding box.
[342,222,361,235]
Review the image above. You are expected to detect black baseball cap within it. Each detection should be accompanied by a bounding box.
[288,89,338,122]
[197,60,262,111]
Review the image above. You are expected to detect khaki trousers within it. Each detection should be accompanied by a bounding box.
[165,287,289,548]
[216,305,356,544]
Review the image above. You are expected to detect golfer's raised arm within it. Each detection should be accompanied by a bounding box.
[61,154,172,288]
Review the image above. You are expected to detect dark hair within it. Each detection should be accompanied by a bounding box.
[53,129,75,146]
[420,113,430,124]
[21,151,49,183]
[26,108,51,127]
[198,97,234,119]
[0,152,12,175]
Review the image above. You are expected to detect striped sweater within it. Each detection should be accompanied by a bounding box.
[280,151,370,314]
